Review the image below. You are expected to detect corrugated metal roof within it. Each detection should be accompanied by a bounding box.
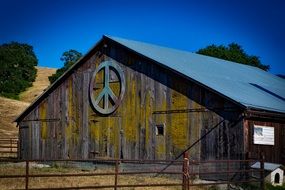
[105,35,285,113]
[251,162,283,171]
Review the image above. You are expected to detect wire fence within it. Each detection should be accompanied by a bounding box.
[0,154,264,190]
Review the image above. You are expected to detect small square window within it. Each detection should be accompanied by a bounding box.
[156,124,165,136]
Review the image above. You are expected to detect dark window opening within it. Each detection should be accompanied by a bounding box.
[156,124,165,136]
[274,173,280,184]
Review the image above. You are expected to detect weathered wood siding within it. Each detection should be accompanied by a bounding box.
[244,119,285,165]
[18,42,244,160]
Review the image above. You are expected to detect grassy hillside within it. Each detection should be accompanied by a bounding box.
[0,67,56,138]
[19,67,56,103]
[0,97,29,137]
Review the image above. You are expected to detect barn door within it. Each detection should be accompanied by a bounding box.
[19,125,29,159]
[107,117,122,158]
[90,117,122,159]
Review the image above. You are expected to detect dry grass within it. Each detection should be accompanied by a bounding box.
[0,67,56,139]
[19,66,56,103]
[0,97,29,138]
[0,163,209,190]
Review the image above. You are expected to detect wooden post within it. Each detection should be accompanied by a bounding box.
[17,139,20,159]
[25,160,29,190]
[187,154,190,190]
[114,160,119,190]
[10,138,12,153]
[227,160,230,190]
[245,152,249,180]
[260,152,265,190]
[182,152,189,190]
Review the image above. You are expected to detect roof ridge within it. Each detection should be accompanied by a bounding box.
[104,35,270,72]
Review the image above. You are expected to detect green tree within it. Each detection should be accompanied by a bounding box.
[197,43,270,71]
[49,49,82,84]
[0,42,38,99]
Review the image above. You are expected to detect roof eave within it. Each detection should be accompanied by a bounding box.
[245,107,285,122]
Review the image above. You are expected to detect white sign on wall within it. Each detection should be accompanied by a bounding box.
[253,125,274,145]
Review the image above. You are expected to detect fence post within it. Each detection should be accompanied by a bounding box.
[10,138,12,153]
[260,152,265,190]
[17,139,20,159]
[245,152,249,180]
[227,160,230,190]
[114,160,119,190]
[25,160,29,190]
[182,152,189,190]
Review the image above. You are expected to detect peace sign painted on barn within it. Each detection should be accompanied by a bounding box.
[89,60,126,115]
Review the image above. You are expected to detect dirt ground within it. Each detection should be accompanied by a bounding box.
[0,162,200,190]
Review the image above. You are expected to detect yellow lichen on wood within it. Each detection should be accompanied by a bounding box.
[170,91,188,150]
[108,118,115,157]
[108,117,119,158]
[99,118,107,157]
[66,78,73,143]
[114,119,120,158]
[73,78,80,146]
[170,113,188,150]
[124,73,136,142]
[154,84,167,158]
[89,116,100,158]
[89,112,99,141]
[156,141,165,155]
[39,101,47,139]
[145,90,151,154]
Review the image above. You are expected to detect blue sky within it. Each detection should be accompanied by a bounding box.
[1,0,285,74]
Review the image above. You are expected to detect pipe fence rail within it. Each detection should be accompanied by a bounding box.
[0,154,265,190]
[0,138,18,158]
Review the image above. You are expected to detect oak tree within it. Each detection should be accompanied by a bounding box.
[197,43,269,71]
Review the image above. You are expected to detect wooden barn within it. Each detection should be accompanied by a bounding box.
[15,36,285,164]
